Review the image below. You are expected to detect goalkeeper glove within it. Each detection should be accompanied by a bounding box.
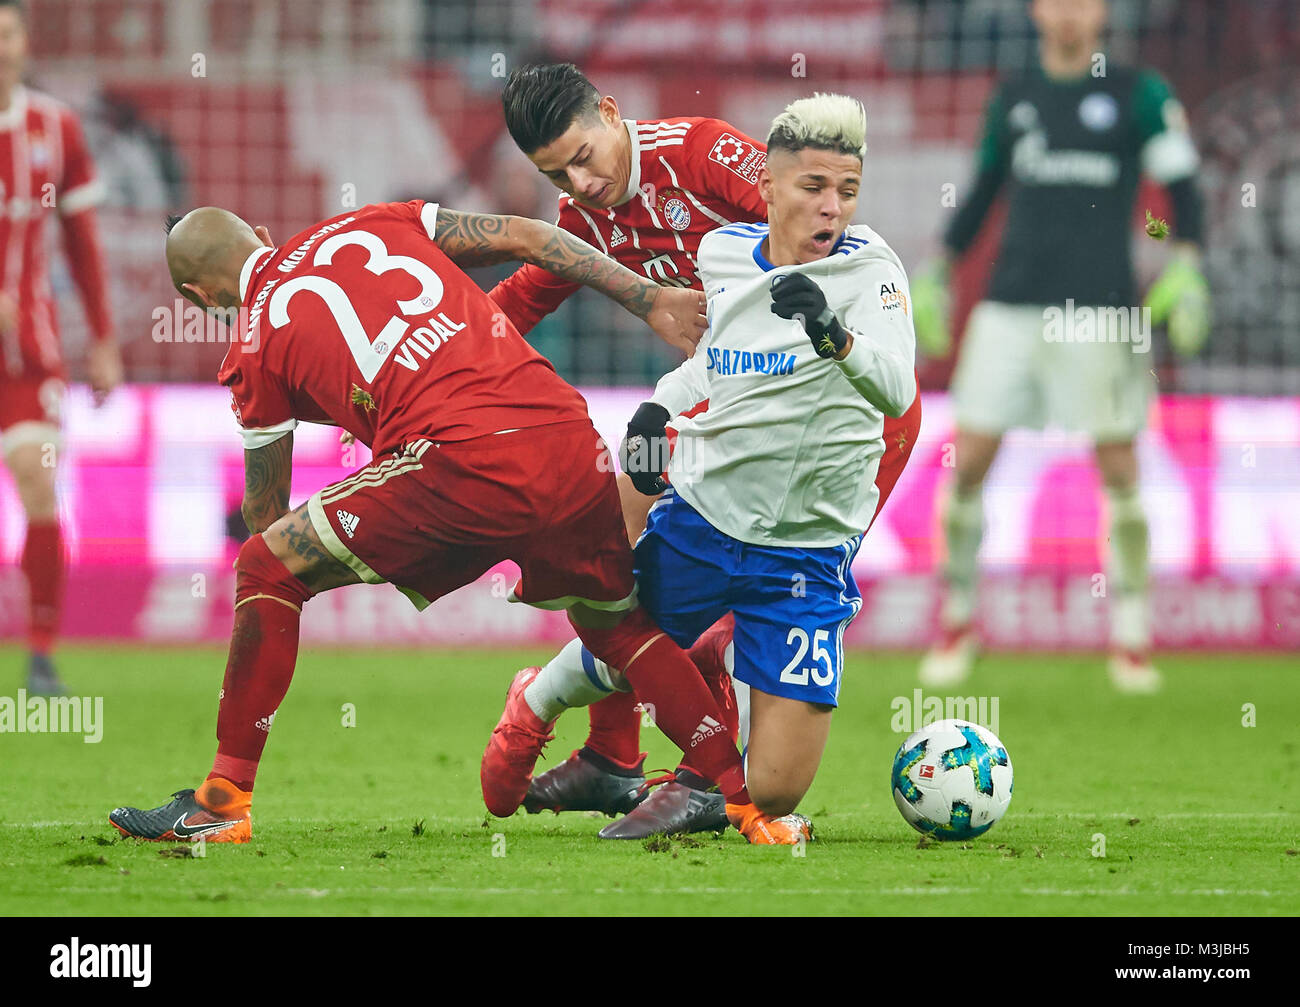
[619,401,672,496]
[1144,254,1211,357]
[770,272,847,358]
[910,258,952,358]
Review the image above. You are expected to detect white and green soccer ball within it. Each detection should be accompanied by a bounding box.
[891,719,1013,840]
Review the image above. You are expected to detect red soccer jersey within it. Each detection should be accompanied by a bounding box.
[219,200,589,455]
[490,117,768,332]
[0,86,110,378]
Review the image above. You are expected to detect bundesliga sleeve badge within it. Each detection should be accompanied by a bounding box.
[709,133,765,183]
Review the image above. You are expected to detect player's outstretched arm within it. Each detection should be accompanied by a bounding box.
[241,432,293,535]
[432,207,705,355]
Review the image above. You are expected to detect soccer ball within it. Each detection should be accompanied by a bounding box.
[891,719,1013,840]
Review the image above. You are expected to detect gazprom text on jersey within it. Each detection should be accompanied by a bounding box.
[707,346,797,377]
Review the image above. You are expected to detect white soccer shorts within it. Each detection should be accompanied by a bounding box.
[951,300,1154,442]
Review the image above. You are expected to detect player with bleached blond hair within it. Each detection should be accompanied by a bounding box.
[485,92,917,840]
[482,64,921,838]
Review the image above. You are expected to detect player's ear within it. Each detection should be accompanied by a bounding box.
[254,225,274,248]
[757,164,775,206]
[180,281,216,309]
[599,94,620,126]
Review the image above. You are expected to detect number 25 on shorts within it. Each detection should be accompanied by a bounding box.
[779,627,834,687]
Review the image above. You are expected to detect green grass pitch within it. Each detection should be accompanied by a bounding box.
[1,644,1296,916]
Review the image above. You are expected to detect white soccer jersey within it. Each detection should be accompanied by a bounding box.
[650,221,916,548]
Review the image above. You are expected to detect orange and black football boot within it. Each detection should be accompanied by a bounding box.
[110,778,252,843]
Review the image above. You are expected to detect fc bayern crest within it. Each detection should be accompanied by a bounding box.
[662,196,691,231]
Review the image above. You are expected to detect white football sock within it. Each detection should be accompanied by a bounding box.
[941,485,984,629]
[1105,484,1151,651]
[523,638,628,722]
[724,640,751,752]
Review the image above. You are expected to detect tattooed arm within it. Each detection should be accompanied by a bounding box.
[241,432,293,535]
[432,207,706,355]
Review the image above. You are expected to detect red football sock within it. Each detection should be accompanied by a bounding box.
[208,535,316,792]
[583,689,643,768]
[569,607,749,804]
[679,613,738,779]
[21,520,64,656]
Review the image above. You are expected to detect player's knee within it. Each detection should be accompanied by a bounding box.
[954,453,993,495]
[748,781,804,819]
[953,432,1001,491]
[235,533,315,609]
[953,471,985,498]
[746,759,815,818]
[235,534,286,590]
[1095,443,1138,491]
[6,448,57,517]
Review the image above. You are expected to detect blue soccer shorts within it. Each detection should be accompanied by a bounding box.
[634,490,862,706]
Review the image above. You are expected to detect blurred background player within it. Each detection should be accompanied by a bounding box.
[0,0,120,695]
[490,63,921,829]
[911,0,1208,693]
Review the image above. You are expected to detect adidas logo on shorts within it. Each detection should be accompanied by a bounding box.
[255,712,276,733]
[336,509,360,538]
[689,714,724,747]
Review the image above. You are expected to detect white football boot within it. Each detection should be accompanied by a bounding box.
[1108,650,1162,694]
[918,625,978,688]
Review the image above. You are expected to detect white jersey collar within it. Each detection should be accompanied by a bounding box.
[239,246,276,301]
[614,119,641,207]
[753,227,860,272]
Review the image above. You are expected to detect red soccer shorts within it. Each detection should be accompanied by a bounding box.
[0,376,64,453]
[307,419,636,612]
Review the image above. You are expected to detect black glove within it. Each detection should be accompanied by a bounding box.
[770,272,847,358]
[619,401,672,496]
